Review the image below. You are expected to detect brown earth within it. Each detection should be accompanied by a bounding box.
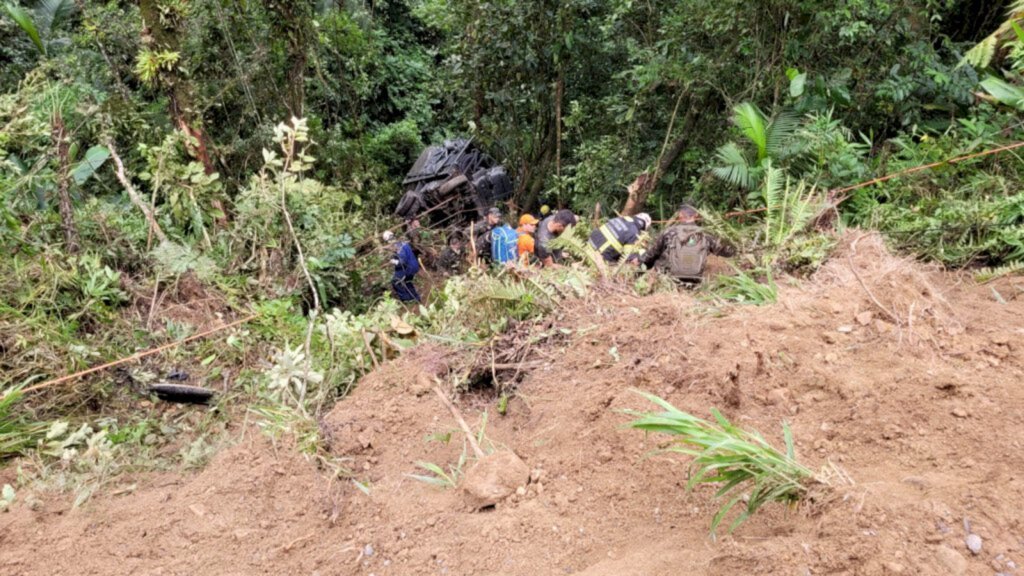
[3,232,1024,576]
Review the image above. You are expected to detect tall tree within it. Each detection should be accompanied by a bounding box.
[137,0,214,174]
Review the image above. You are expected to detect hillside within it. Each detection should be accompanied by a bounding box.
[2,233,1022,576]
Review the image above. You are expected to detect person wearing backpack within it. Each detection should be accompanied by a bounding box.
[588,213,652,263]
[467,207,503,263]
[490,219,520,266]
[641,204,733,283]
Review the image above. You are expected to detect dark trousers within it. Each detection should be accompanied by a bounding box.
[392,276,421,303]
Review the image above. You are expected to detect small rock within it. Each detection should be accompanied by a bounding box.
[188,504,207,518]
[935,545,968,576]
[530,469,544,483]
[363,544,375,557]
[515,486,527,497]
[821,332,837,344]
[536,482,544,494]
[837,325,854,333]
[901,476,929,489]
[925,533,944,543]
[462,451,530,509]
[883,562,905,574]
[855,311,874,326]
[951,407,968,419]
[965,534,982,555]
[767,388,790,406]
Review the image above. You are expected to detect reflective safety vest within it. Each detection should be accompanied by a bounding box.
[588,216,643,262]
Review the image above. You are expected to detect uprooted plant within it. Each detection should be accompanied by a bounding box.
[626,391,846,535]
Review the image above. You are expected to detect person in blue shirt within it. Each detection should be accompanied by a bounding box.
[384,230,421,303]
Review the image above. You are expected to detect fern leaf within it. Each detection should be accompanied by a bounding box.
[974,261,1024,283]
[963,36,998,69]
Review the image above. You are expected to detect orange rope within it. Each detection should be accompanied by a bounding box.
[17,314,258,395]
[724,140,1024,219]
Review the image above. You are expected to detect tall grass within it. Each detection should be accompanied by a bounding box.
[0,388,49,460]
[626,391,819,535]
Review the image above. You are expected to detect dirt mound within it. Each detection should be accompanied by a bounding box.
[3,232,1023,575]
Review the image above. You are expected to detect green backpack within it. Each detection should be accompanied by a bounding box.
[666,224,709,281]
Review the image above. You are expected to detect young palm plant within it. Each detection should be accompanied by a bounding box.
[626,391,835,535]
[712,103,803,194]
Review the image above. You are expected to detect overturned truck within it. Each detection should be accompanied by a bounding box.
[394,138,512,226]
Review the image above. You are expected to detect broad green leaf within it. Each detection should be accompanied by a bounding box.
[3,4,45,55]
[789,72,807,98]
[71,146,110,185]
[981,76,1024,110]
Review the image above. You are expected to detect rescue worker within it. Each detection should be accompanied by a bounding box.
[468,207,502,262]
[384,230,421,302]
[535,209,578,268]
[516,214,540,265]
[641,204,734,283]
[588,213,652,263]
[438,234,465,275]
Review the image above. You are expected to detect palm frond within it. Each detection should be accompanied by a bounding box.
[3,4,45,55]
[766,110,801,160]
[732,103,769,161]
[35,0,74,34]
[626,391,819,534]
[712,142,755,189]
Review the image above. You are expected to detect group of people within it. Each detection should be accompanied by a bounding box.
[383,202,731,303]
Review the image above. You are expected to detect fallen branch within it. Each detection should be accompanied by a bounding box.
[429,377,485,459]
[847,255,901,325]
[107,140,168,244]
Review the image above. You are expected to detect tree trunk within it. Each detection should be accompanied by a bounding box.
[555,68,563,181]
[263,0,315,118]
[51,114,79,253]
[621,103,700,216]
[139,0,215,175]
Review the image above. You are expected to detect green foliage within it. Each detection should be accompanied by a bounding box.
[0,388,49,460]
[975,261,1024,283]
[709,267,778,306]
[712,103,802,193]
[3,0,75,56]
[408,459,463,489]
[626,391,817,535]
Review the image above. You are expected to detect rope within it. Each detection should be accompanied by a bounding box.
[16,314,258,396]
[723,140,1024,219]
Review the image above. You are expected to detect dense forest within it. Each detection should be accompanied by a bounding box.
[2,1,1024,552]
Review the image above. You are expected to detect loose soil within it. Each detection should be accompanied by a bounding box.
[3,232,1023,576]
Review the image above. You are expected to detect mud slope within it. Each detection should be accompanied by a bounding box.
[3,233,1023,576]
